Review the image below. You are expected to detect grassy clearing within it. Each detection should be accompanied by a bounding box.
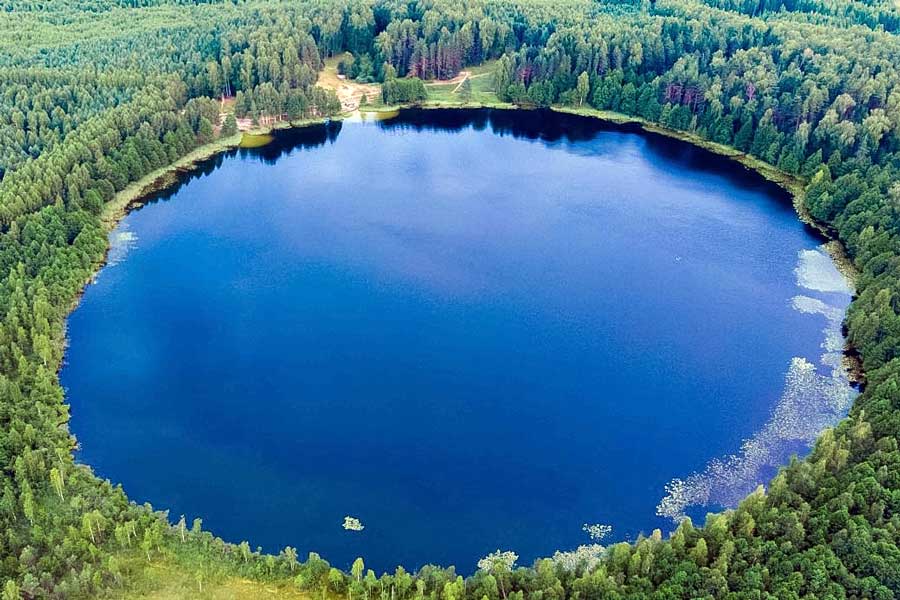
[468,74,496,98]
[220,96,236,114]
[318,53,381,112]
[424,82,460,103]
[99,556,308,600]
[423,65,497,105]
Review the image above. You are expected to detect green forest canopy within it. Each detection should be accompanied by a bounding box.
[1,0,900,597]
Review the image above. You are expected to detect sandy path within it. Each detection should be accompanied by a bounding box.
[425,70,470,88]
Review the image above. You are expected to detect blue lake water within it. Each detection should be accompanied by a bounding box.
[62,109,854,573]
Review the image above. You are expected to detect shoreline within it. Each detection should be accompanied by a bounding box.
[549,106,859,281]
[100,116,339,232]
[101,134,242,231]
[96,101,865,385]
[65,100,868,583]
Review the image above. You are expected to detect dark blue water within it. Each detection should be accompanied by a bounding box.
[62,109,851,573]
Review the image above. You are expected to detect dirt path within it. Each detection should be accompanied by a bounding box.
[425,70,470,88]
[425,70,491,93]
[452,72,470,93]
[316,56,381,112]
[331,81,381,112]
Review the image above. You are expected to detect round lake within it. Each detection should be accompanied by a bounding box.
[62,109,854,573]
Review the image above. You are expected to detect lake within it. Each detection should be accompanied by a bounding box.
[62,109,855,573]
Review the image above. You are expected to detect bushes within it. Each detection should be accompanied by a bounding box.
[382,77,427,105]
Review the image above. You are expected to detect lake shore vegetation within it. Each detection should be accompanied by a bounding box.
[1,0,900,597]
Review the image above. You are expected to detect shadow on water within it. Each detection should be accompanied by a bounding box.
[374,108,821,236]
[386,109,793,206]
[136,120,343,209]
[379,109,798,209]
[139,108,807,233]
[244,120,343,165]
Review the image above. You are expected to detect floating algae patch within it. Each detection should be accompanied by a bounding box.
[239,133,274,148]
[795,246,853,294]
[792,295,848,376]
[106,226,137,268]
[359,108,399,121]
[656,357,855,521]
[656,246,855,523]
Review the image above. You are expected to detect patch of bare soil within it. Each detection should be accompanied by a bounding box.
[317,62,381,112]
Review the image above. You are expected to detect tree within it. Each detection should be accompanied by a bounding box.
[197,117,215,143]
[141,530,154,562]
[477,551,517,600]
[802,149,823,177]
[221,114,238,137]
[2,581,21,600]
[239,541,252,563]
[382,78,427,104]
[352,557,365,582]
[49,467,64,501]
[576,72,589,106]
[329,568,346,593]
[283,546,299,572]
[689,538,708,567]
[734,117,754,151]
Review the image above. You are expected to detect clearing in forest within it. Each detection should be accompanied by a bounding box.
[317,53,382,112]
[109,559,311,600]
[424,62,497,104]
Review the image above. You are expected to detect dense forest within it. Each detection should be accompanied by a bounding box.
[1,0,900,597]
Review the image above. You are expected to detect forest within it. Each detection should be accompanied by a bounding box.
[1,0,900,597]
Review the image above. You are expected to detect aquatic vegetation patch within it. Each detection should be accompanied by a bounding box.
[105,226,137,269]
[239,133,274,148]
[794,247,853,294]
[657,245,855,522]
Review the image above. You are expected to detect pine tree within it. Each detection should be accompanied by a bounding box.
[576,72,590,106]
[221,114,238,137]
[734,117,754,151]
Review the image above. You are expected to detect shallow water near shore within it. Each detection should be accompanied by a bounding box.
[62,109,854,573]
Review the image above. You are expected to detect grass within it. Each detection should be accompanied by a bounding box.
[239,133,275,148]
[464,59,499,76]
[423,82,460,103]
[316,53,351,92]
[99,555,309,600]
[423,63,498,106]
[100,134,242,230]
[317,53,381,112]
